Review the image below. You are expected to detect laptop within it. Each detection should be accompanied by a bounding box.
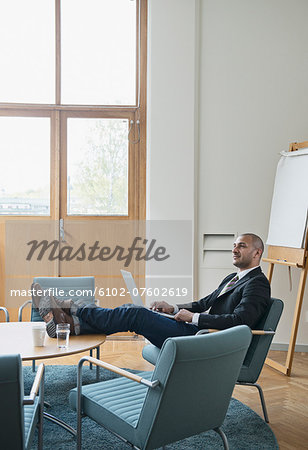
[120,270,176,319]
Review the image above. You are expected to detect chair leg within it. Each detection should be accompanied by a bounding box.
[89,349,93,370]
[43,412,76,435]
[38,368,45,450]
[32,359,36,372]
[236,382,269,423]
[89,346,100,376]
[254,382,269,423]
[96,345,100,381]
[214,427,229,450]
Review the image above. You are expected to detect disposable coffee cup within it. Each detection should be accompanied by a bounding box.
[56,323,70,349]
[32,322,46,347]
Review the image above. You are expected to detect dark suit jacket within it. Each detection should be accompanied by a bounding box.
[177,267,270,330]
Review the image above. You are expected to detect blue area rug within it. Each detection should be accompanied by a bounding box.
[24,365,278,449]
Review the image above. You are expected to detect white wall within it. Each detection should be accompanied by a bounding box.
[146,0,197,221]
[146,0,198,303]
[198,0,308,347]
[147,0,308,347]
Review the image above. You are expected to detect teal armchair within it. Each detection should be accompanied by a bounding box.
[18,276,96,323]
[0,354,44,450]
[69,325,251,450]
[236,297,283,422]
[142,297,284,423]
[18,276,98,372]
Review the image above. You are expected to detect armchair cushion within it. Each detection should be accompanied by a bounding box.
[70,371,152,442]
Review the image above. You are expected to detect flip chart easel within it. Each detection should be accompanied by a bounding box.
[263,141,308,376]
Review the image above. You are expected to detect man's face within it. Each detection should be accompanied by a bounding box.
[232,235,261,271]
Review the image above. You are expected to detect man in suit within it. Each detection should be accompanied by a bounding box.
[34,233,270,348]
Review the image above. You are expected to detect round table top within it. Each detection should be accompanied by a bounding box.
[0,322,106,361]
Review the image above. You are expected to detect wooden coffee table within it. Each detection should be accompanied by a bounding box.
[0,322,106,360]
[0,322,106,435]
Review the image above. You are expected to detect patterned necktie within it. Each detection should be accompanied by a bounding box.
[219,275,239,297]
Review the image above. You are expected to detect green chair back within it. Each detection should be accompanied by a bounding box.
[238,297,283,383]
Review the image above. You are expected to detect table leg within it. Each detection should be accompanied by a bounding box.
[96,345,100,381]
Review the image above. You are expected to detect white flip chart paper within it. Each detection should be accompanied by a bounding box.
[267,149,308,248]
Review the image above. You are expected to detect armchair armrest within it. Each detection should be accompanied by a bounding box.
[0,306,9,322]
[78,356,159,388]
[23,363,45,405]
[196,328,275,336]
[18,299,32,321]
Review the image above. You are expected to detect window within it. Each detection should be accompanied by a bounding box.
[0,0,146,220]
[0,0,55,104]
[0,117,50,215]
[61,0,137,105]
[67,118,129,215]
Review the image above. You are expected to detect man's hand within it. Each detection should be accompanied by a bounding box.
[174,309,194,323]
[150,301,174,314]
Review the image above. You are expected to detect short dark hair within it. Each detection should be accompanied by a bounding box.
[239,233,264,255]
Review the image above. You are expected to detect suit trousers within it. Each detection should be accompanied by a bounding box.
[76,305,199,348]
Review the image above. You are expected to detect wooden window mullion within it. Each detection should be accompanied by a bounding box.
[55,0,61,105]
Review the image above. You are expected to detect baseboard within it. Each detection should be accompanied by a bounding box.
[107,335,144,341]
[270,343,308,353]
[107,336,308,351]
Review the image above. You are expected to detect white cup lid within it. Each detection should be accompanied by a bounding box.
[32,322,46,329]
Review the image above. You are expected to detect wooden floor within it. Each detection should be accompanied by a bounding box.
[24,339,308,450]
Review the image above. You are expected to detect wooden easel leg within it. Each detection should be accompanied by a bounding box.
[267,263,274,284]
[264,262,287,373]
[266,264,308,376]
[284,266,308,375]
[265,356,289,375]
